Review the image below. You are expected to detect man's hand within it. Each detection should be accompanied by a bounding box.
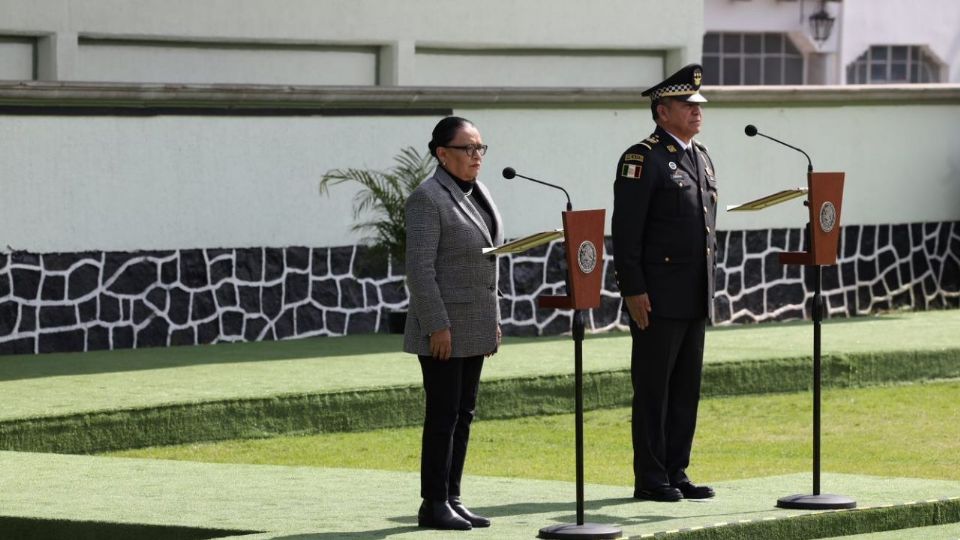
[624,294,652,330]
[430,328,452,360]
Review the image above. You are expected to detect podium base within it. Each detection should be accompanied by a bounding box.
[777,493,856,510]
[538,523,622,539]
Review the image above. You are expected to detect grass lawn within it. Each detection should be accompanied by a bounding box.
[108,379,960,485]
[3,310,957,422]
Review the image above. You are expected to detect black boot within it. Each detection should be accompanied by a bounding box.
[448,496,491,528]
[418,500,472,530]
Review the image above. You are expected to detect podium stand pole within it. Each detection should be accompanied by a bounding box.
[813,265,822,496]
[729,157,854,510]
[539,309,621,539]
[533,209,621,539]
[776,263,855,510]
[573,310,585,525]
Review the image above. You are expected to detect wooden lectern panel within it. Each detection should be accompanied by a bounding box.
[778,171,844,267]
[537,209,606,311]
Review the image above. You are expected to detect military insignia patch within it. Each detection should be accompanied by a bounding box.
[666,144,677,153]
[668,161,677,170]
[624,154,645,163]
[621,163,643,178]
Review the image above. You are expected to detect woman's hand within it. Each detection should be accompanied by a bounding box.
[430,328,452,360]
[486,325,501,357]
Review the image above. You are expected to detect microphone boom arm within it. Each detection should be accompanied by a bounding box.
[502,167,573,211]
[522,176,573,211]
[756,132,813,173]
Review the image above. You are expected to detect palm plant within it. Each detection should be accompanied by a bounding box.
[319,146,435,265]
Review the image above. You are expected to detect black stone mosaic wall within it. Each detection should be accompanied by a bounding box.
[0,246,406,355]
[1,221,957,355]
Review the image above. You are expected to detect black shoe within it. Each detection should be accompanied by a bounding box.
[418,500,472,530]
[673,481,715,499]
[633,485,683,502]
[448,496,491,528]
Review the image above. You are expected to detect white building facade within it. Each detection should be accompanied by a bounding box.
[704,0,960,85]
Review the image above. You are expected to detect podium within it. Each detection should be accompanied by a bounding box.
[729,172,856,510]
[489,210,621,539]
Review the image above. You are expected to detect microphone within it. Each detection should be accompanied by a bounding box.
[744,124,813,173]
[502,167,573,211]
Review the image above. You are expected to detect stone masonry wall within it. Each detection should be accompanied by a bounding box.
[1,221,957,355]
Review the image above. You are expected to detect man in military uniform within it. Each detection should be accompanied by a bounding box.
[612,64,718,502]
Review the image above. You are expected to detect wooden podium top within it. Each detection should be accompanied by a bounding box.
[536,209,606,311]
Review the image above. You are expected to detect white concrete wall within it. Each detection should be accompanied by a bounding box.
[0,37,33,79]
[75,40,380,85]
[700,101,960,230]
[413,50,664,88]
[0,114,438,252]
[0,0,704,86]
[2,90,958,253]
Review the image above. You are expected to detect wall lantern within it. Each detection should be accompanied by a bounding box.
[808,0,836,45]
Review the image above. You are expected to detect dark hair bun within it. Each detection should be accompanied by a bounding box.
[428,116,473,159]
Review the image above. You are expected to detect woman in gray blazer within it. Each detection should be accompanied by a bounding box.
[405,117,503,531]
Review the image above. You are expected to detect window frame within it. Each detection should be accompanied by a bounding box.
[702,32,805,86]
[846,45,941,84]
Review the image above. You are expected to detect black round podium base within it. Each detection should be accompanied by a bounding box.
[777,493,857,510]
[538,523,623,539]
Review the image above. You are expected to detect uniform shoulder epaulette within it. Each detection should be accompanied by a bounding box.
[637,133,660,150]
[623,141,650,163]
[694,140,709,152]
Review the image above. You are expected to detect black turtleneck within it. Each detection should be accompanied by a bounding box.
[444,167,496,239]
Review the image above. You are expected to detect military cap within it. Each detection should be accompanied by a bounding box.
[641,63,707,103]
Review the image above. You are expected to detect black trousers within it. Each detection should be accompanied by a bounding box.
[418,354,484,501]
[629,316,706,490]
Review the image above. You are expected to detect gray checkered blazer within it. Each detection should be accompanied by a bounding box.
[403,166,504,357]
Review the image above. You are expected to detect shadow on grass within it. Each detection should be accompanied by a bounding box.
[0,312,919,382]
[263,526,420,539]
[0,330,601,382]
[0,334,410,381]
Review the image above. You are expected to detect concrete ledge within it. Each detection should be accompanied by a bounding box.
[1,81,958,110]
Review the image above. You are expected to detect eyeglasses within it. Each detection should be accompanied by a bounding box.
[444,144,488,157]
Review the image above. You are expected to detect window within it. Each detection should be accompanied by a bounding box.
[846,45,940,84]
[702,32,804,85]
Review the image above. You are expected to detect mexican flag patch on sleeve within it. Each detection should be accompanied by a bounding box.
[621,163,643,178]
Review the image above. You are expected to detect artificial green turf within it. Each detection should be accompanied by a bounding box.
[3,450,959,540]
[1,310,956,420]
[2,311,958,454]
[821,522,960,539]
[108,380,960,487]
[3,311,959,539]
[0,517,252,540]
